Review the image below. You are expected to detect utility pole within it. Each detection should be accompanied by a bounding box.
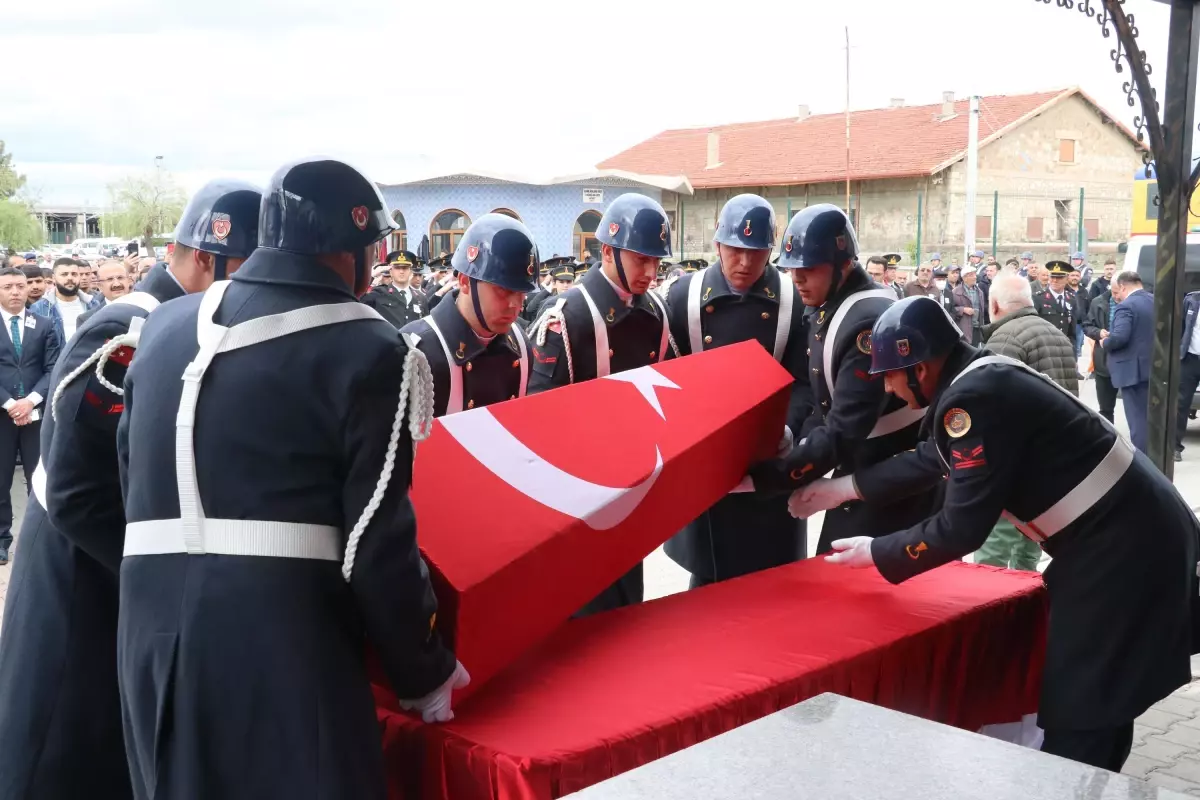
[844,26,851,216]
[963,96,980,264]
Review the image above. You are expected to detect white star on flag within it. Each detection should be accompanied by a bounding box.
[603,366,681,420]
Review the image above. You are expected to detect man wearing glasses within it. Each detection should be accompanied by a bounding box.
[78,261,131,325]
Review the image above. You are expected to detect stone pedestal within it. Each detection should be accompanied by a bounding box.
[568,693,1186,800]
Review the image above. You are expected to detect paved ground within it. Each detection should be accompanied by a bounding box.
[6,379,1200,790]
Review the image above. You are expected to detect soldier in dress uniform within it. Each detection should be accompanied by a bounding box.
[359,250,427,328]
[882,253,904,299]
[803,295,1199,773]
[115,158,466,799]
[1032,259,1077,338]
[0,179,261,800]
[425,255,456,312]
[403,214,537,417]
[747,204,937,554]
[370,263,390,289]
[662,194,811,587]
[529,192,674,615]
[524,257,574,323]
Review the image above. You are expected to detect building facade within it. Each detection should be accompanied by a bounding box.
[378,172,689,262]
[602,89,1144,266]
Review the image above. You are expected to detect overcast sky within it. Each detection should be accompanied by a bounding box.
[0,0,1180,208]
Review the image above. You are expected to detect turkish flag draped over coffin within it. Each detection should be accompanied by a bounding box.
[410,340,793,694]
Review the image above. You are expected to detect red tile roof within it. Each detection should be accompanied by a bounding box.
[598,89,1131,189]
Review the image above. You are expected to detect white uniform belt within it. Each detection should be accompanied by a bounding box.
[124,519,341,561]
[1003,436,1135,542]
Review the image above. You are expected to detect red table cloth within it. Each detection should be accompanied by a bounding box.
[377,559,1047,800]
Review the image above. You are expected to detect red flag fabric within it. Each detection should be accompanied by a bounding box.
[410,341,793,694]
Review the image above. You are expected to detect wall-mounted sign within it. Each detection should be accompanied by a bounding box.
[582,188,604,204]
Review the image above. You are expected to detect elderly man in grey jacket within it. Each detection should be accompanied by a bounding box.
[972,274,1079,572]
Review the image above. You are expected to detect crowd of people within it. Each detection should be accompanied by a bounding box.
[0,160,1196,799]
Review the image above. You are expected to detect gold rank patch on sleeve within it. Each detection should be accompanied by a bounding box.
[856,330,872,355]
[943,407,972,438]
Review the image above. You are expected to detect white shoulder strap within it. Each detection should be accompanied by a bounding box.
[644,289,671,362]
[510,322,530,398]
[112,291,161,314]
[821,287,926,439]
[425,316,463,415]
[772,270,794,362]
[177,282,386,555]
[952,354,1115,434]
[822,288,897,396]
[577,285,611,378]
[686,267,707,355]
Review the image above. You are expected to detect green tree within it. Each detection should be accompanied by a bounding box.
[0,141,26,201]
[0,199,44,250]
[103,169,187,250]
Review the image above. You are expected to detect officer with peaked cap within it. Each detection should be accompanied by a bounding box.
[523,256,573,322]
[361,250,427,328]
[403,214,537,417]
[881,253,904,299]
[115,158,465,799]
[1032,259,1077,338]
[371,262,391,288]
[797,295,1199,774]
[529,192,674,614]
[0,179,262,800]
[663,194,810,587]
[747,203,938,555]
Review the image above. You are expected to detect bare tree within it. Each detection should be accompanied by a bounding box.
[104,169,187,251]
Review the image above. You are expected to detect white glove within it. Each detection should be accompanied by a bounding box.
[787,475,860,519]
[398,660,471,723]
[825,537,875,569]
[776,425,794,458]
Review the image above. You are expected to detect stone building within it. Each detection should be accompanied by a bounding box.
[597,88,1144,266]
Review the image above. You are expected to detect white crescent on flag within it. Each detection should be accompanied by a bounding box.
[438,409,662,530]
[436,365,680,530]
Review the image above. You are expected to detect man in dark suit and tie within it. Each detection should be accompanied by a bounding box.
[0,267,59,562]
[1103,271,1154,453]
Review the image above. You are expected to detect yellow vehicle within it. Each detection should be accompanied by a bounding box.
[1131,163,1200,236]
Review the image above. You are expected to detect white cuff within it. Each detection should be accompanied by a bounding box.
[2,399,14,411]
[26,392,42,408]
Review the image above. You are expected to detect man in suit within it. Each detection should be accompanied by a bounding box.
[0,267,59,563]
[1175,290,1200,461]
[1103,271,1154,453]
[1083,286,1118,423]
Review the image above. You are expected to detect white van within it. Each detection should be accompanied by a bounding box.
[69,238,104,261]
[1122,233,1200,294]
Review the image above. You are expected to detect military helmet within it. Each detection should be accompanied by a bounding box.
[778,203,859,270]
[714,193,776,251]
[174,179,262,262]
[451,213,539,293]
[596,194,672,259]
[259,157,397,255]
[869,296,963,374]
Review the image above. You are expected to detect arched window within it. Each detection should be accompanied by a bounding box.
[491,208,521,220]
[390,210,407,254]
[573,211,603,261]
[430,209,470,257]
